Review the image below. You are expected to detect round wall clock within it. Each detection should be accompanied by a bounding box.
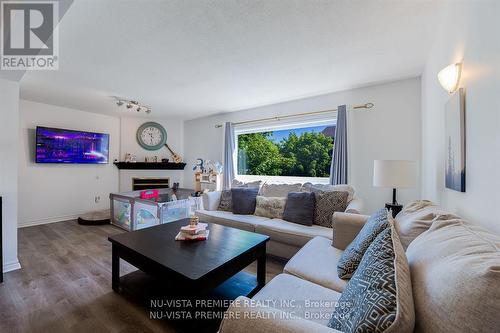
[136,122,167,151]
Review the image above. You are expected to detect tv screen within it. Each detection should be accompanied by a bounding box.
[36,126,110,164]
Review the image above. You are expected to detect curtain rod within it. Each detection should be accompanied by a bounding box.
[214,102,374,128]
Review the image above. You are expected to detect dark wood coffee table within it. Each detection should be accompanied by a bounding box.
[108,219,269,298]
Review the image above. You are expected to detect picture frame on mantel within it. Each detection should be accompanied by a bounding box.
[445,88,466,192]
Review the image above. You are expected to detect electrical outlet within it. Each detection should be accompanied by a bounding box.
[95,196,101,203]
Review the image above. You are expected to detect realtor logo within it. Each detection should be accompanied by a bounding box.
[1,0,59,70]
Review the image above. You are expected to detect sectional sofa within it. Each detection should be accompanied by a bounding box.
[218,201,500,333]
[196,183,363,259]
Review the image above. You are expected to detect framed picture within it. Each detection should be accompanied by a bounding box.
[445,88,466,192]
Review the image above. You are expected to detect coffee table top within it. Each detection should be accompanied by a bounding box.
[108,219,269,281]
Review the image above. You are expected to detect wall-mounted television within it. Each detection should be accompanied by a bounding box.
[36,126,110,164]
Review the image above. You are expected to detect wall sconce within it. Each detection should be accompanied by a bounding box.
[438,63,462,93]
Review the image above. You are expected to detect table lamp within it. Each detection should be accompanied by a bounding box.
[373,160,416,217]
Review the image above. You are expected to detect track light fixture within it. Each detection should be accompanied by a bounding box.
[114,97,152,114]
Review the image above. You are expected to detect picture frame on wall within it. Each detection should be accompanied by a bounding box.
[445,87,466,192]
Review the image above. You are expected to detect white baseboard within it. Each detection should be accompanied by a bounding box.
[18,213,83,228]
[3,259,21,273]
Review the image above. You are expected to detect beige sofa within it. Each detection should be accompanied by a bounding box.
[219,202,500,333]
[196,184,363,259]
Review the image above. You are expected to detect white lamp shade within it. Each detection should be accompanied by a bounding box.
[373,160,416,188]
[437,63,462,93]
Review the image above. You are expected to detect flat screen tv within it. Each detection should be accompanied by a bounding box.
[36,126,110,164]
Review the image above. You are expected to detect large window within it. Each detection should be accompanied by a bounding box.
[236,123,336,180]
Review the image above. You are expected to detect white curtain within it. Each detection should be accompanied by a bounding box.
[330,105,348,185]
[222,122,235,189]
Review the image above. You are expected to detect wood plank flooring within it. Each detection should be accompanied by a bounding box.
[0,221,285,333]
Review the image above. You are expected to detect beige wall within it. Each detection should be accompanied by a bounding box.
[18,101,120,227]
[421,0,500,233]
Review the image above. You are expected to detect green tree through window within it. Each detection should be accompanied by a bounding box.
[237,125,334,177]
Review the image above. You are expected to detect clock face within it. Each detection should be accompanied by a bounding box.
[136,122,167,150]
[141,126,163,146]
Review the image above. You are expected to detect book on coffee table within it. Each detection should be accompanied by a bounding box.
[175,222,209,240]
[175,229,209,241]
[180,222,208,235]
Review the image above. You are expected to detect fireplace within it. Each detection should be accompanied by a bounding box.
[132,177,170,191]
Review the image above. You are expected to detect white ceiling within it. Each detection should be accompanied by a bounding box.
[20,0,444,119]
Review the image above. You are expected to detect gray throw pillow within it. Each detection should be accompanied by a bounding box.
[282,192,315,226]
[329,222,414,333]
[314,190,349,228]
[337,208,389,279]
[217,190,232,212]
[231,187,259,215]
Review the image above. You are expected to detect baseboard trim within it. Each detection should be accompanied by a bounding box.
[3,259,21,273]
[18,213,83,228]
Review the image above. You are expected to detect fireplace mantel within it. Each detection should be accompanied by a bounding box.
[113,162,186,170]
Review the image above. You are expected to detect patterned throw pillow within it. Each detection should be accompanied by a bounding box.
[337,208,389,279]
[254,196,287,219]
[314,190,349,228]
[329,220,415,333]
[217,190,232,212]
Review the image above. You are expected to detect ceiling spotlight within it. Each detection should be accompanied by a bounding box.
[115,98,151,114]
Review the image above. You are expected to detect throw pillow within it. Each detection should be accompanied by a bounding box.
[329,220,415,333]
[254,196,287,219]
[231,187,259,215]
[337,208,389,279]
[314,190,349,228]
[282,192,315,226]
[217,190,233,212]
[301,182,355,202]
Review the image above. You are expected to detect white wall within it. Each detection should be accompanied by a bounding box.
[0,78,20,272]
[421,1,500,234]
[184,78,422,214]
[18,102,187,226]
[18,101,120,227]
[118,117,185,191]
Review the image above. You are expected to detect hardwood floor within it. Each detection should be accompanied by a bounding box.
[0,221,285,333]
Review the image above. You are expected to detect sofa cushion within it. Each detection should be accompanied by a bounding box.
[255,218,332,247]
[254,196,286,219]
[217,190,232,212]
[253,273,342,326]
[260,183,302,197]
[337,208,389,279]
[284,236,348,292]
[302,183,355,202]
[406,218,500,333]
[282,192,315,226]
[196,210,269,232]
[231,187,259,215]
[314,190,349,228]
[395,200,459,249]
[231,179,263,188]
[329,220,414,333]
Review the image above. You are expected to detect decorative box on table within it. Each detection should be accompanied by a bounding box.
[109,188,202,231]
